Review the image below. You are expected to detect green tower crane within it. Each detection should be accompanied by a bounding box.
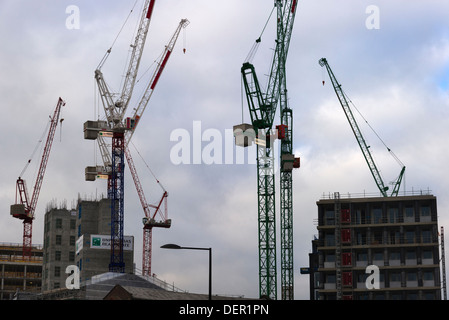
[319,58,405,197]
[234,0,299,300]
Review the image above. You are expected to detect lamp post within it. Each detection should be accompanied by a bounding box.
[161,244,212,300]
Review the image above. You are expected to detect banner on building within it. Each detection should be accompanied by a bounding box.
[76,235,83,255]
[90,234,133,251]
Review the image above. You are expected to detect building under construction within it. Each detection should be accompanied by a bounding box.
[309,192,442,300]
[0,243,43,299]
[42,198,134,292]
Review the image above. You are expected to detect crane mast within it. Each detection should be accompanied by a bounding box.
[319,58,405,197]
[11,97,66,259]
[237,0,299,300]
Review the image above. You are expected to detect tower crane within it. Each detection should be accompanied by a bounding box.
[84,0,157,273]
[234,0,299,300]
[11,97,66,260]
[83,0,188,273]
[319,58,406,197]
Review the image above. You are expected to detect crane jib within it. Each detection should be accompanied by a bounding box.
[147,0,156,20]
[151,50,171,90]
[291,0,297,13]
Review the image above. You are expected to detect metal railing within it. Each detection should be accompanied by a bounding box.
[320,188,433,200]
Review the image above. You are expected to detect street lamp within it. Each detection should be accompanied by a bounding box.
[161,243,212,300]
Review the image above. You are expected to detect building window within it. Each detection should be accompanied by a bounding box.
[424,292,436,300]
[56,218,63,229]
[326,274,336,284]
[356,231,367,245]
[325,210,334,225]
[70,219,76,230]
[69,251,75,262]
[56,235,62,245]
[422,250,433,261]
[389,251,400,261]
[55,251,61,261]
[407,272,417,281]
[405,231,415,244]
[422,230,432,243]
[404,206,414,222]
[55,266,61,277]
[390,272,401,282]
[325,233,335,246]
[355,209,362,224]
[357,252,367,265]
[423,271,434,281]
[372,208,382,224]
[407,272,418,287]
[407,292,418,300]
[325,253,335,262]
[406,250,417,260]
[388,207,399,223]
[70,236,76,246]
[390,293,402,300]
[421,206,431,216]
[373,251,383,262]
[389,230,400,244]
[372,231,383,245]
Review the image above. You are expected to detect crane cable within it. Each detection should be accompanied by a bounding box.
[342,89,405,169]
[241,5,276,122]
[97,0,140,70]
[129,140,166,193]
[19,118,51,178]
[244,5,275,63]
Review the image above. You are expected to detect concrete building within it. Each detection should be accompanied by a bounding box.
[75,198,134,282]
[310,192,442,300]
[42,207,77,291]
[0,243,43,300]
[41,198,134,293]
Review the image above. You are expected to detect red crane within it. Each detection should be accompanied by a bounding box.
[11,97,66,260]
[125,147,169,276]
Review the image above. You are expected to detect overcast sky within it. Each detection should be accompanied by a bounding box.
[1,0,449,299]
